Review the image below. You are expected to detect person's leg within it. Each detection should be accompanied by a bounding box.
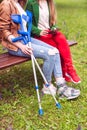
[8,38,62,84]
[52,31,81,84]
[33,40,80,99]
[31,39,80,99]
[35,35,71,82]
[8,46,55,83]
[31,38,62,83]
[34,34,57,48]
[35,32,81,83]
[8,38,80,99]
[8,39,60,95]
[49,52,80,100]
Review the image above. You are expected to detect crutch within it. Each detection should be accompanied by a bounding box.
[11,13,44,115]
[26,11,61,109]
[11,11,61,114]
[29,42,44,115]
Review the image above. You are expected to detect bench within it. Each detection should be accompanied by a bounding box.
[0,40,77,70]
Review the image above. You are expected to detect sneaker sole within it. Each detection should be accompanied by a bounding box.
[71,78,81,84]
[59,92,80,100]
[41,90,56,96]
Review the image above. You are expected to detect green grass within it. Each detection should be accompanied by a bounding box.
[0,0,87,129]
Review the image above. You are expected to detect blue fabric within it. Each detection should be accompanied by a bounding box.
[8,38,62,83]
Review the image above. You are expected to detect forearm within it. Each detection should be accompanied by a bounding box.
[7,34,32,55]
[7,35,24,49]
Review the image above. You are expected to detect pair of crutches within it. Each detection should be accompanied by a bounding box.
[11,10,61,115]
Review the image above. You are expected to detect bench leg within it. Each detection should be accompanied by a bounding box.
[0,93,2,100]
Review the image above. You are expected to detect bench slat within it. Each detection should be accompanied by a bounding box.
[67,40,77,46]
[0,40,77,70]
[0,52,30,70]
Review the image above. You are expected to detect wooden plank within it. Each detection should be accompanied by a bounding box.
[0,52,30,70]
[0,40,77,70]
[67,40,78,46]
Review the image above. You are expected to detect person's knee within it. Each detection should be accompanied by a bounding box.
[48,48,59,55]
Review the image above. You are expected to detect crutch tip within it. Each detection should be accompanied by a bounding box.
[38,109,44,115]
[56,103,61,109]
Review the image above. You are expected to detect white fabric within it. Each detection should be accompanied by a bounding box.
[38,0,50,30]
[48,48,59,55]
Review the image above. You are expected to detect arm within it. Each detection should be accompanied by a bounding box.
[0,2,21,48]
[25,0,59,36]
[26,0,41,36]
[0,1,32,55]
[0,1,13,40]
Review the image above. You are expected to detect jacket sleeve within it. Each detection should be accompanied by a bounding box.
[26,0,41,36]
[0,1,12,39]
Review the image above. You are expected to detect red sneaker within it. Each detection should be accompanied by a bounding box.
[66,71,81,84]
[64,75,72,82]
[63,71,72,82]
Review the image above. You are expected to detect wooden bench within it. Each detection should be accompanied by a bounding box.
[0,40,77,70]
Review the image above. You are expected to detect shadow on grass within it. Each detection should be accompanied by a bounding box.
[0,61,43,99]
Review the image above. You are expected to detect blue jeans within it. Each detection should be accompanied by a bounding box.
[8,38,63,83]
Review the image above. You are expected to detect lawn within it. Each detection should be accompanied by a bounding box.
[0,0,87,130]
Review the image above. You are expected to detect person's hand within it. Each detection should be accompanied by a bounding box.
[40,30,49,36]
[50,27,58,35]
[7,35,33,55]
[19,44,33,55]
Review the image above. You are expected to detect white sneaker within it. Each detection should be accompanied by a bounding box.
[41,84,57,95]
[57,83,80,100]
